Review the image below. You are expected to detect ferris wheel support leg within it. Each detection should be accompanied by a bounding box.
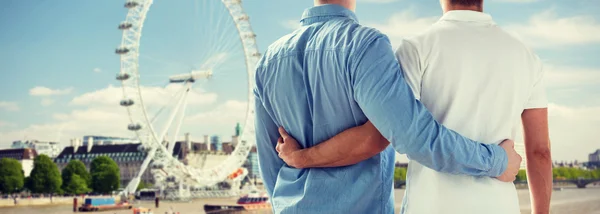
[162,82,191,151]
[167,83,191,156]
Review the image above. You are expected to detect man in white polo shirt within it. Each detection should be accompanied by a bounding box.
[274,0,553,213]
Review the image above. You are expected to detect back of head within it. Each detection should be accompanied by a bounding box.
[441,0,483,12]
[448,0,482,6]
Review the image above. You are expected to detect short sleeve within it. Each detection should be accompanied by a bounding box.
[395,39,422,100]
[525,58,548,109]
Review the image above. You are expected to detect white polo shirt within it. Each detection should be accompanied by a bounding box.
[396,10,547,214]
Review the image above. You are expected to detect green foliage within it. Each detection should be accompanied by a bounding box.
[63,174,91,195]
[28,155,62,194]
[24,177,32,191]
[516,169,527,181]
[552,167,599,180]
[0,158,25,194]
[136,180,152,191]
[394,167,407,181]
[90,156,120,194]
[61,160,91,193]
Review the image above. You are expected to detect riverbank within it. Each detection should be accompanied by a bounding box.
[0,197,73,208]
[1,187,599,213]
[0,196,121,208]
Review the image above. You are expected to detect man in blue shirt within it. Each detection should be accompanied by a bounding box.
[253,1,521,213]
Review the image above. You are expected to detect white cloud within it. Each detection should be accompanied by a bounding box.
[547,103,600,161]
[365,10,438,47]
[40,98,55,107]
[0,83,246,148]
[545,65,600,89]
[0,121,16,128]
[187,100,247,125]
[0,107,133,146]
[29,86,74,96]
[70,85,218,107]
[281,20,301,30]
[93,68,102,73]
[505,10,600,48]
[0,99,247,148]
[0,101,19,111]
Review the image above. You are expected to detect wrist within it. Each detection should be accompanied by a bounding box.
[291,149,310,168]
[488,144,508,177]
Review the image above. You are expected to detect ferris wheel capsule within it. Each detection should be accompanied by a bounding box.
[118,22,133,30]
[120,99,134,107]
[124,1,139,9]
[116,73,130,81]
[115,47,130,54]
[127,123,142,131]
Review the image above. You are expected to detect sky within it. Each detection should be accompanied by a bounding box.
[0,0,599,162]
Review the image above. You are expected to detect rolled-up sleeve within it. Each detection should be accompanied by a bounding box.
[350,34,507,177]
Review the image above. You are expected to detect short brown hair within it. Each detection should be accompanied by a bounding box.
[449,0,483,6]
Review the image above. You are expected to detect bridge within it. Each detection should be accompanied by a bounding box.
[394,179,600,189]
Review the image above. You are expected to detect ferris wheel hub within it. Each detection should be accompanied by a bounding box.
[168,70,213,83]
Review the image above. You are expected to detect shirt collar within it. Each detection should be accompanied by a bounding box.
[300,4,359,26]
[438,10,495,24]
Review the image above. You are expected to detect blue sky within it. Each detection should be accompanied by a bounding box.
[0,0,599,162]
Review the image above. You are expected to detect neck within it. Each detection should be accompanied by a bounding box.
[314,0,356,12]
[444,4,483,13]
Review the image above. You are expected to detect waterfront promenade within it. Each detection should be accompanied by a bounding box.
[1,187,599,213]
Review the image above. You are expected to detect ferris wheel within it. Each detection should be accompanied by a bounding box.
[114,0,260,199]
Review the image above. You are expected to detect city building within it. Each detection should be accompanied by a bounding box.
[590,149,600,162]
[211,135,222,152]
[82,135,140,146]
[0,148,37,176]
[11,140,61,158]
[243,146,260,180]
[54,139,152,187]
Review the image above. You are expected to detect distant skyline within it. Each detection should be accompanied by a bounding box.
[1,0,599,162]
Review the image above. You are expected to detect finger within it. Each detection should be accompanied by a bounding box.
[278,127,290,139]
[275,137,283,153]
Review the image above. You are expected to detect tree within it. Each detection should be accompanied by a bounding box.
[28,155,62,194]
[0,158,25,194]
[63,174,91,195]
[90,156,120,194]
[137,180,152,191]
[394,167,407,181]
[61,160,91,193]
[516,169,527,182]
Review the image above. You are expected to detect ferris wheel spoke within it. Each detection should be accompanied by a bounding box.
[149,83,187,124]
[139,54,189,71]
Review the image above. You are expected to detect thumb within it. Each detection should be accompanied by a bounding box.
[278,127,290,139]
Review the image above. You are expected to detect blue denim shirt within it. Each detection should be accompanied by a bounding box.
[253,4,508,214]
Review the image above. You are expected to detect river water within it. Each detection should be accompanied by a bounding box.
[1,187,599,214]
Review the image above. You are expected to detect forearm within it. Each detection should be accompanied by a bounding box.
[522,108,552,213]
[296,121,389,168]
[526,147,552,214]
